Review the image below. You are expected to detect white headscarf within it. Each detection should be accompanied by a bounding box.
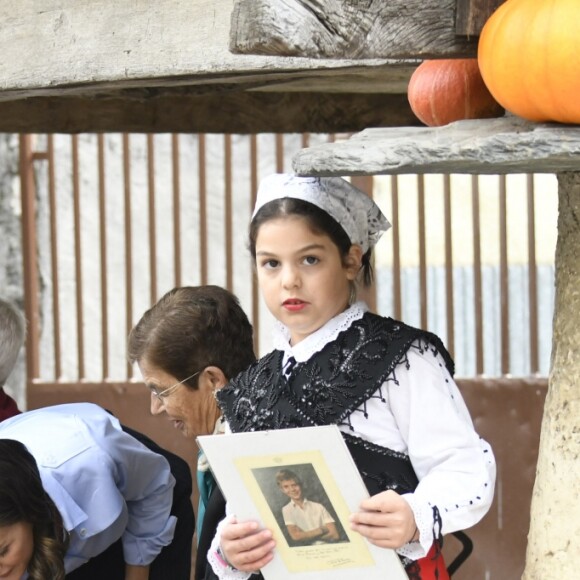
[252,173,391,253]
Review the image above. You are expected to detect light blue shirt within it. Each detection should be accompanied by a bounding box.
[0,402,177,573]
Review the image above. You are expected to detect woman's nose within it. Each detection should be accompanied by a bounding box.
[150,394,165,415]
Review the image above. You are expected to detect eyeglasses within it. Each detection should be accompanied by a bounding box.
[149,370,201,401]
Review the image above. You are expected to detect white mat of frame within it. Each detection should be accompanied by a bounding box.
[198,425,407,580]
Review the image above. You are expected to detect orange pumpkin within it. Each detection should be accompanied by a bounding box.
[407,59,504,127]
[478,0,580,124]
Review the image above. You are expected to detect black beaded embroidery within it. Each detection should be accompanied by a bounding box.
[342,432,419,496]
[218,313,453,434]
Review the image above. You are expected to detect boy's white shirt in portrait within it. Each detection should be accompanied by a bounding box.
[209,302,496,578]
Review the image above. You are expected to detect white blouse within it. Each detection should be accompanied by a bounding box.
[209,302,496,578]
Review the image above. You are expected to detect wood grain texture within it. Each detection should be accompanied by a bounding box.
[455,0,505,36]
[0,0,396,99]
[0,91,420,133]
[230,0,477,59]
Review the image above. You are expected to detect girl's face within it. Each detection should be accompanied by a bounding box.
[0,521,34,580]
[255,216,361,345]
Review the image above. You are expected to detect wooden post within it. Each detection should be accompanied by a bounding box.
[523,172,580,578]
[18,134,41,385]
[455,0,505,36]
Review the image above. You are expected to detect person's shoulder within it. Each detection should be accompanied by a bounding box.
[0,405,103,468]
[224,350,280,387]
[363,313,455,375]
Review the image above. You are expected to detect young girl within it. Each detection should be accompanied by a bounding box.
[208,173,496,580]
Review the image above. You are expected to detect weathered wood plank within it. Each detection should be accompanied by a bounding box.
[292,116,580,175]
[230,0,476,59]
[0,0,397,99]
[0,91,420,134]
[455,0,505,36]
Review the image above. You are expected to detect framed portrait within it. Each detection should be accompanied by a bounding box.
[197,425,407,580]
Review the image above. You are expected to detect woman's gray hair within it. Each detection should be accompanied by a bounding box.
[0,298,26,386]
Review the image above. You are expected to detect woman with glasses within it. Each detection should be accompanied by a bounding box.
[128,285,256,580]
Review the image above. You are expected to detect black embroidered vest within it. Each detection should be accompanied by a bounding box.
[217,313,454,497]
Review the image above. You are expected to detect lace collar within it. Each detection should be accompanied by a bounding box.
[272,301,369,363]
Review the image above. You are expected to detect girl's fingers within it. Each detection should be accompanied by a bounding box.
[350,520,403,548]
[221,522,276,571]
[350,510,390,526]
[233,539,276,571]
[222,520,259,541]
[359,489,400,512]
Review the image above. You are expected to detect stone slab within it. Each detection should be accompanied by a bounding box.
[292,116,580,175]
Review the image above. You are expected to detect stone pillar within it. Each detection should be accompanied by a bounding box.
[523,172,580,578]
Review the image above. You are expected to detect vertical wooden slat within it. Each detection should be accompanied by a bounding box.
[97,135,109,379]
[47,136,62,380]
[147,134,157,303]
[418,175,428,329]
[198,134,208,285]
[301,133,310,148]
[172,134,182,287]
[275,134,284,173]
[71,135,85,380]
[499,175,510,375]
[455,0,505,36]
[391,176,402,320]
[527,175,539,374]
[122,134,133,378]
[472,175,484,374]
[225,134,233,291]
[19,134,41,383]
[443,174,455,358]
[250,134,260,353]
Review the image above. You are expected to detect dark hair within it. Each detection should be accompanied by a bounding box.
[128,286,256,386]
[275,469,302,488]
[249,198,374,286]
[0,439,69,580]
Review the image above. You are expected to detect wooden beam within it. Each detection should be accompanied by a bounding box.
[0,0,401,101]
[455,0,505,36]
[292,116,580,176]
[230,0,476,60]
[0,91,420,134]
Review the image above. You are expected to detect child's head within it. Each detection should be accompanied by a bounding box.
[249,174,390,343]
[250,175,390,288]
[276,469,303,500]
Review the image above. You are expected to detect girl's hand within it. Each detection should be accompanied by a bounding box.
[221,518,276,572]
[349,490,418,549]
